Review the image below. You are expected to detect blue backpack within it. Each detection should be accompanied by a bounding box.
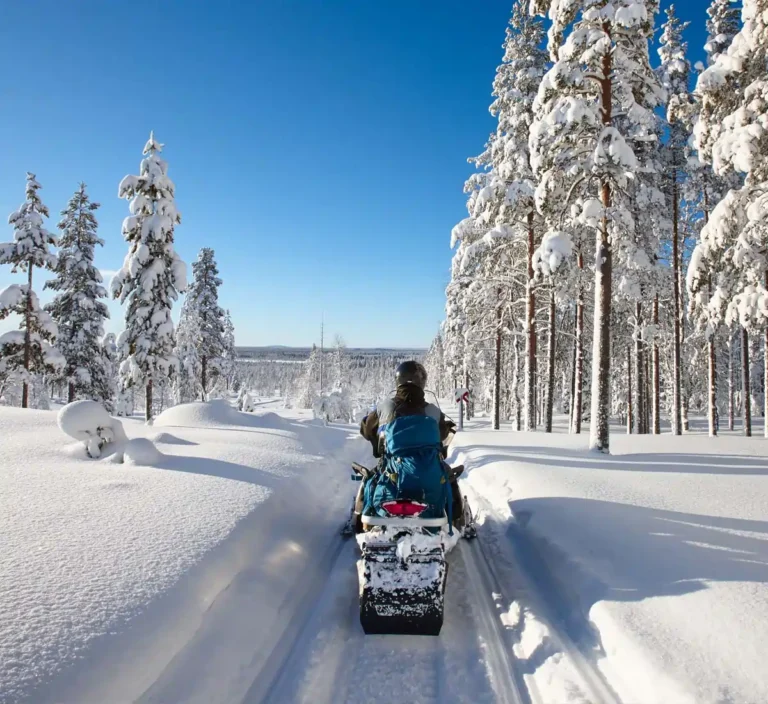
[364,414,452,526]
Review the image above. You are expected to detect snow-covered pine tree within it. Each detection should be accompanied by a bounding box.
[185,248,225,400]
[530,0,664,452]
[705,0,742,65]
[449,0,548,431]
[694,0,768,437]
[221,309,238,391]
[0,285,64,404]
[111,132,187,421]
[658,5,692,435]
[173,297,201,404]
[44,183,111,405]
[0,173,61,408]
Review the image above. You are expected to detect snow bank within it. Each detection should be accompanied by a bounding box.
[122,438,163,466]
[453,422,768,704]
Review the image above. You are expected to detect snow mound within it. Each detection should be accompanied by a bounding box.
[122,438,162,466]
[57,400,128,458]
[150,432,197,446]
[155,400,294,432]
[154,400,244,428]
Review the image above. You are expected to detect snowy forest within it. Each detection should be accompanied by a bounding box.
[0,130,409,422]
[0,134,239,420]
[425,0,767,451]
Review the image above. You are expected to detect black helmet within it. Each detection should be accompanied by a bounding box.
[395,361,427,389]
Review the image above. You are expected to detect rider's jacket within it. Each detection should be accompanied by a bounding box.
[360,385,454,458]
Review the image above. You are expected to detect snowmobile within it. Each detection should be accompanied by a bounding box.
[346,447,475,636]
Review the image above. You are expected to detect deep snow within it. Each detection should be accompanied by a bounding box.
[3,401,767,704]
[452,416,768,704]
[0,400,362,704]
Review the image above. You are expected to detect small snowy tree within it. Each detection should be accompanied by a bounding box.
[705,0,742,66]
[0,285,64,396]
[45,184,111,405]
[185,247,225,400]
[0,173,60,407]
[221,310,238,391]
[173,297,202,404]
[111,132,187,421]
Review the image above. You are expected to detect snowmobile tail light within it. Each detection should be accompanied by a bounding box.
[381,500,428,517]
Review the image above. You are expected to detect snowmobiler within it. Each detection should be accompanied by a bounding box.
[348,361,475,635]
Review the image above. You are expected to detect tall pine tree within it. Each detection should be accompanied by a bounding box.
[45,184,111,404]
[112,132,187,421]
[0,173,61,407]
[185,247,225,400]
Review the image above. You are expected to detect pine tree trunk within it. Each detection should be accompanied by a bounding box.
[146,380,153,422]
[68,382,75,404]
[741,327,751,437]
[512,336,521,431]
[464,367,471,421]
[634,303,643,434]
[708,337,717,437]
[201,355,207,402]
[572,252,584,435]
[652,295,660,435]
[22,265,33,409]
[645,351,652,434]
[493,307,502,431]
[626,345,633,435]
[589,31,613,453]
[728,331,735,431]
[524,211,536,431]
[671,179,682,436]
[764,326,768,439]
[545,289,556,433]
[569,314,577,429]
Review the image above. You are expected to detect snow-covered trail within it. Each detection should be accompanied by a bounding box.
[242,529,616,704]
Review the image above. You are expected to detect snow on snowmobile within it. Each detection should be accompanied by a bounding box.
[346,426,475,636]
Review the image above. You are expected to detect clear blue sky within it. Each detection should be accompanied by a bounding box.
[0,1,708,348]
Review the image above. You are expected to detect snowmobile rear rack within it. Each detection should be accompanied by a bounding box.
[361,515,448,528]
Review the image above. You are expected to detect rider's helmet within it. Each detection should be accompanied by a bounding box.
[395,361,427,389]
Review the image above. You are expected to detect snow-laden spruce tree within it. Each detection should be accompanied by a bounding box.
[0,173,61,408]
[530,0,664,452]
[658,5,691,435]
[44,184,111,405]
[0,286,64,404]
[705,0,742,66]
[173,297,201,404]
[184,247,225,400]
[112,132,187,421]
[450,0,548,430]
[693,0,768,437]
[221,309,238,391]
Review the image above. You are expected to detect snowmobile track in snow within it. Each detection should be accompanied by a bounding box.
[244,522,620,704]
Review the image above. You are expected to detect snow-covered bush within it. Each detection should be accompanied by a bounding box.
[57,400,128,459]
[313,391,354,423]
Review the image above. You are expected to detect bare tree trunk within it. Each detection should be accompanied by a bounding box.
[652,295,660,434]
[525,212,536,430]
[22,265,33,409]
[68,382,75,404]
[145,380,153,422]
[572,252,584,434]
[545,289,556,433]
[201,355,208,402]
[493,307,502,431]
[741,327,751,437]
[589,30,613,453]
[728,331,735,431]
[645,351,652,434]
